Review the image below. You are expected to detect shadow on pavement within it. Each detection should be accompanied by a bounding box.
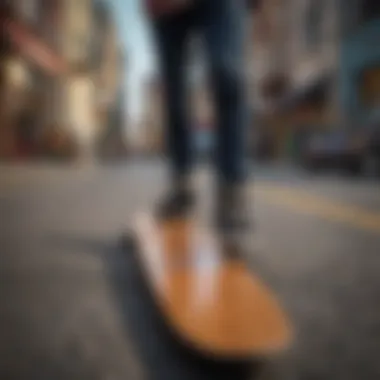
[49,233,259,380]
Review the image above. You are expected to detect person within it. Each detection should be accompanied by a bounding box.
[144,0,257,234]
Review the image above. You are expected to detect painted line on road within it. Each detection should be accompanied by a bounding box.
[255,183,380,235]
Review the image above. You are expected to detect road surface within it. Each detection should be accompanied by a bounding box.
[1,161,380,379]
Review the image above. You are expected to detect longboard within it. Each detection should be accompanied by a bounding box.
[128,212,293,360]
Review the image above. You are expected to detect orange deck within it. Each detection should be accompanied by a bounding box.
[133,213,292,358]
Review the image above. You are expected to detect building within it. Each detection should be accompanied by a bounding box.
[97,85,129,160]
[56,0,97,158]
[0,0,68,158]
[249,0,289,110]
[250,0,340,158]
[57,0,125,159]
[93,1,124,138]
[250,0,380,159]
[140,75,164,153]
[339,0,380,126]
[0,0,125,160]
[96,45,128,159]
[284,0,339,124]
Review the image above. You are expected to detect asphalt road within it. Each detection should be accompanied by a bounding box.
[1,161,380,380]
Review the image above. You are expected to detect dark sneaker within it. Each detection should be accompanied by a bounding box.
[220,237,244,260]
[155,179,195,221]
[215,183,252,233]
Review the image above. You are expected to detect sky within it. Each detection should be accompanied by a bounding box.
[107,0,205,132]
[108,0,156,124]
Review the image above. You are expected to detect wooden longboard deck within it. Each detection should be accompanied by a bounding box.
[131,213,292,359]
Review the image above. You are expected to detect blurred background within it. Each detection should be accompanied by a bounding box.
[0,0,380,173]
[1,1,380,380]
[0,0,126,162]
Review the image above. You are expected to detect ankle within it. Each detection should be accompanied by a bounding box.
[214,180,251,232]
[173,174,194,195]
[217,181,248,200]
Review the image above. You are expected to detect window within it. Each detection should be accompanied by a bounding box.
[305,0,324,50]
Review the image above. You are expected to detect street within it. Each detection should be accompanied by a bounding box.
[1,162,380,380]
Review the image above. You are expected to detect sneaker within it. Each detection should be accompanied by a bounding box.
[155,177,195,221]
[215,183,252,233]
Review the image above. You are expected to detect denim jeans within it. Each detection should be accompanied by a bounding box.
[152,0,249,184]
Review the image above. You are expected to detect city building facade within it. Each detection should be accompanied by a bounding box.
[250,0,380,159]
[0,0,68,157]
[250,0,340,158]
[0,0,125,160]
[339,0,380,126]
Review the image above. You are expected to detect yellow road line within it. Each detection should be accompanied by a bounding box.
[254,183,380,234]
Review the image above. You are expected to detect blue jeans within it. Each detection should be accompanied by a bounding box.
[153,0,249,184]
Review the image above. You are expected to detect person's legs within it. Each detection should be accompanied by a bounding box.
[198,0,251,230]
[152,11,195,219]
[153,12,193,180]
